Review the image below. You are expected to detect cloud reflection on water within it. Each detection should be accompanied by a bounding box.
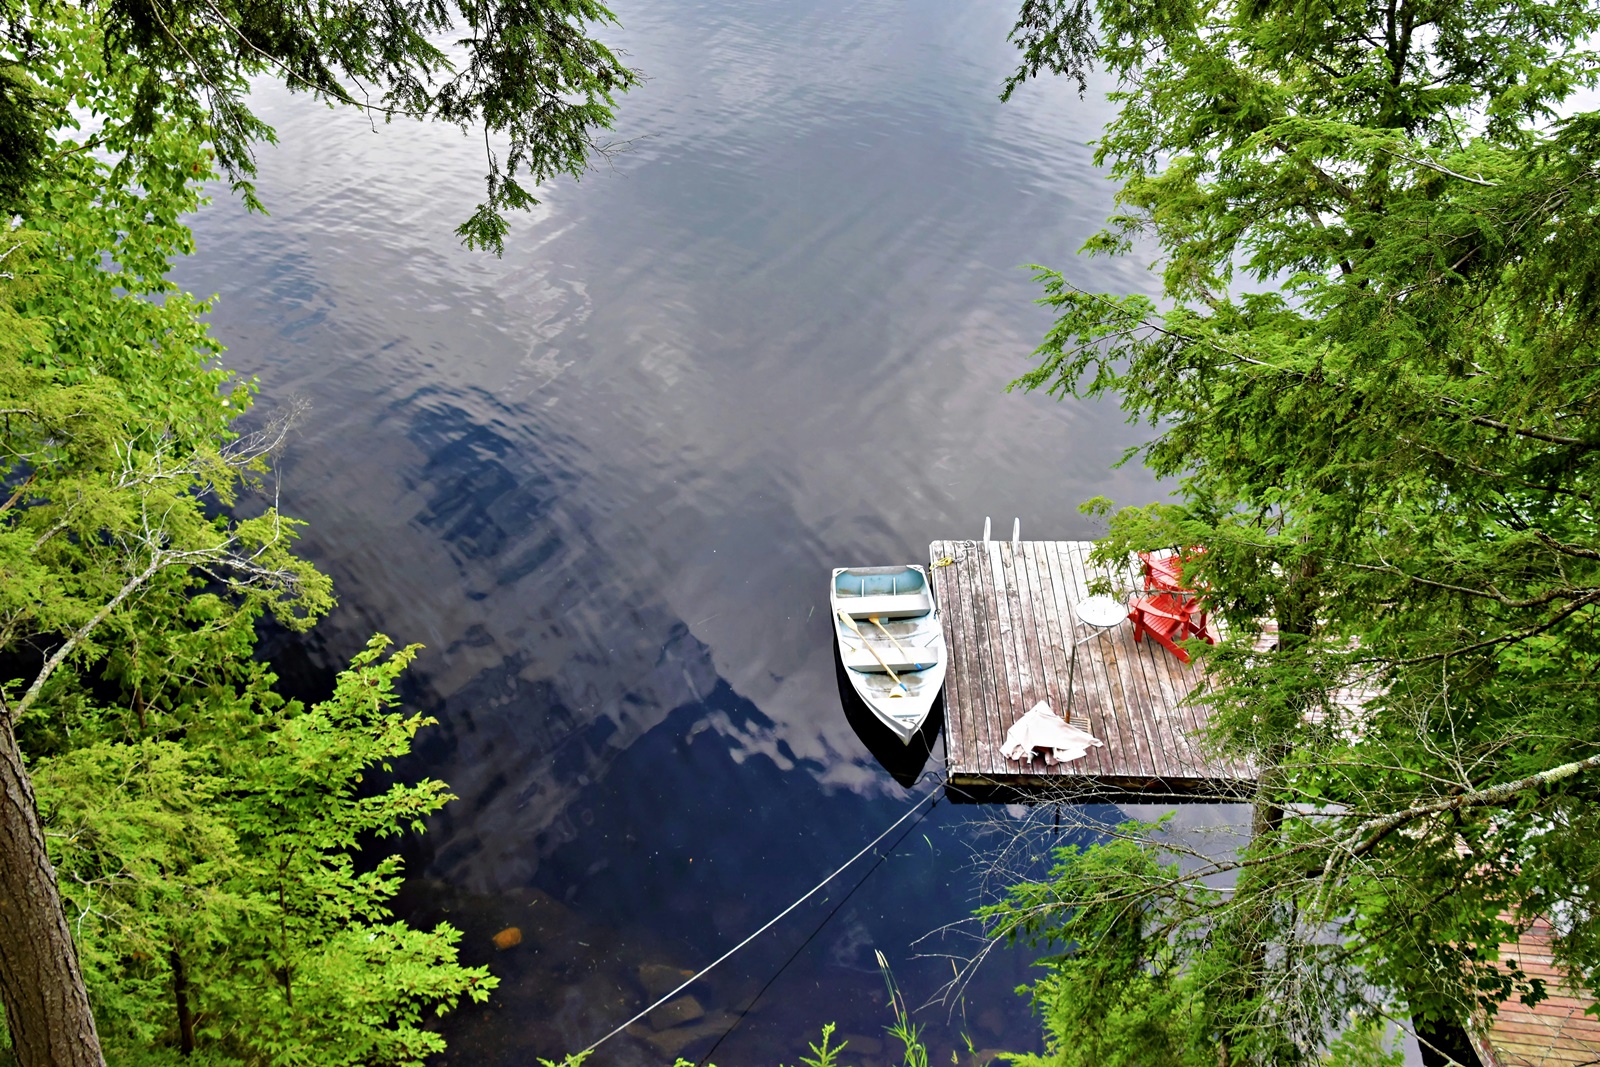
[175,0,1203,1059]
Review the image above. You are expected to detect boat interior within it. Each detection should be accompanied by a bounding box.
[832,566,933,620]
[833,566,928,599]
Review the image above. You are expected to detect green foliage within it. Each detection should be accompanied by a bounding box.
[1322,1018,1402,1067]
[0,3,550,1063]
[982,829,1213,1067]
[787,1022,848,1067]
[34,639,494,1066]
[1,0,638,253]
[0,140,490,1053]
[0,61,47,212]
[1000,0,1600,1057]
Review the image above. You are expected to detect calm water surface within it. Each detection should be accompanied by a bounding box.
[180,0,1190,1061]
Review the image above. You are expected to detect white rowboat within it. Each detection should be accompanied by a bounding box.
[830,564,946,743]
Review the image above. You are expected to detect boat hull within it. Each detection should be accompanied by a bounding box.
[833,653,942,785]
[830,565,946,744]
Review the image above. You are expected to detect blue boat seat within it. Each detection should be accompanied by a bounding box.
[834,568,927,598]
[834,567,932,619]
[837,593,932,620]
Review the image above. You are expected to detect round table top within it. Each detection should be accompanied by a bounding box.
[1075,594,1128,629]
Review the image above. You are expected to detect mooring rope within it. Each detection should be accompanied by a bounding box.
[695,790,943,1066]
[576,784,943,1057]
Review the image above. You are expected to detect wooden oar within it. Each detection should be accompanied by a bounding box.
[868,616,926,670]
[837,611,909,692]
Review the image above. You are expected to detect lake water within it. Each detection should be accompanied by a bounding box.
[179,0,1183,1061]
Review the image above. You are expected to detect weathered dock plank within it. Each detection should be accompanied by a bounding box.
[931,539,1257,802]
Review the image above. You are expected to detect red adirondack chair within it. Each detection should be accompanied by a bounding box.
[1131,548,1213,663]
[1140,547,1205,593]
[1129,591,1212,663]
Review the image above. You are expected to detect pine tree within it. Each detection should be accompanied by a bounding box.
[1000,0,1600,1056]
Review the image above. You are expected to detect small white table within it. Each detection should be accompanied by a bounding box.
[1075,595,1128,632]
[1066,595,1128,720]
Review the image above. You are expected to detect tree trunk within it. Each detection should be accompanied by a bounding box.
[1255,543,1320,838]
[1213,547,1320,1058]
[0,713,105,1067]
[170,947,194,1055]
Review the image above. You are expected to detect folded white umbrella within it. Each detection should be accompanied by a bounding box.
[1001,701,1104,766]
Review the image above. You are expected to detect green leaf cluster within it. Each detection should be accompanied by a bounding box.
[34,639,493,1067]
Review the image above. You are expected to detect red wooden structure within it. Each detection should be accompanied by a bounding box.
[1130,550,1213,664]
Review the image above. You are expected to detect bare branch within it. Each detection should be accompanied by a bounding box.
[1377,146,1499,187]
[1341,749,1600,861]
[1383,589,1600,665]
[10,554,164,724]
[1463,412,1588,448]
[1340,559,1596,609]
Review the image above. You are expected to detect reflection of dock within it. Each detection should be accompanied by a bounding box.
[929,539,1256,802]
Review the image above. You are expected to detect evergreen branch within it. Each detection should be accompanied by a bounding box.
[1339,749,1600,863]
[1045,280,1307,374]
[1038,283,1599,461]
[192,0,434,121]
[1339,559,1596,609]
[1384,589,1600,665]
[145,0,235,131]
[1395,434,1592,500]
[10,553,164,724]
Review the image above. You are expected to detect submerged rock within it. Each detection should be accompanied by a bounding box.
[637,962,695,999]
[647,994,705,1031]
[629,1011,738,1060]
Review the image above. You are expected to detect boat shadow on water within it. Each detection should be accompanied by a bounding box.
[834,651,944,789]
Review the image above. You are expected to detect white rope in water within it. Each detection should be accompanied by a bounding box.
[577,786,942,1056]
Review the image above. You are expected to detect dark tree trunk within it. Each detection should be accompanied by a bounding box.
[1413,1013,1481,1066]
[1256,546,1320,838]
[1215,550,1321,1058]
[0,713,106,1067]
[170,947,194,1055]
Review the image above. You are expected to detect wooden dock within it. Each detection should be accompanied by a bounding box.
[928,539,1257,802]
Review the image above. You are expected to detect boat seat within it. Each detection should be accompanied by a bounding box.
[835,568,927,597]
[836,592,932,620]
[841,643,940,673]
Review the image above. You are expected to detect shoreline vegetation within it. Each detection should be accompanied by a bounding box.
[0,2,632,1063]
[992,0,1600,1060]
[4,0,1600,1063]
